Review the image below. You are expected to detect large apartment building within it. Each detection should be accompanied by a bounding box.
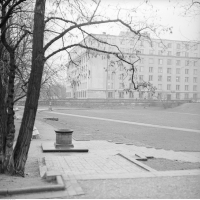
[65,32,200,100]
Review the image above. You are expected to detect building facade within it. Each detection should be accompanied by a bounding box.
[66,32,200,100]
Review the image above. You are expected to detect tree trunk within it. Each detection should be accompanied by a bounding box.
[0,75,7,173]
[0,43,6,172]
[13,0,46,176]
[0,12,16,174]
[2,51,16,174]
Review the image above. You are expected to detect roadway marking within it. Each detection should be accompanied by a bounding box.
[46,111,200,133]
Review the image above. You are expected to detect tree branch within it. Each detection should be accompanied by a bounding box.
[44,18,139,51]
[0,0,27,29]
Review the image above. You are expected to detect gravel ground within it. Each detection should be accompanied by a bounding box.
[71,176,200,199]
[38,110,200,151]
[140,158,200,171]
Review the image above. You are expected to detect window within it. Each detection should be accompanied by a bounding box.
[168,43,172,48]
[185,85,189,91]
[194,44,198,50]
[193,77,197,83]
[108,92,114,98]
[177,43,180,49]
[185,44,189,50]
[148,93,152,99]
[167,84,171,90]
[129,91,134,98]
[194,53,197,57]
[108,82,114,89]
[158,92,162,99]
[149,42,155,47]
[119,65,124,71]
[149,58,154,64]
[167,76,171,82]
[158,84,162,90]
[139,66,144,72]
[158,67,163,73]
[139,75,143,81]
[176,93,180,99]
[193,85,197,91]
[185,60,189,66]
[176,76,180,82]
[176,85,180,91]
[119,73,124,80]
[108,73,114,80]
[158,75,162,81]
[158,50,163,55]
[139,92,143,99]
[176,52,181,56]
[167,51,171,56]
[140,41,144,46]
[176,68,180,74]
[137,49,143,54]
[129,83,134,89]
[140,58,144,64]
[185,77,189,82]
[119,83,124,89]
[184,93,189,99]
[149,75,153,81]
[149,67,153,73]
[176,60,180,66]
[194,69,197,75]
[167,68,171,74]
[185,69,189,74]
[194,61,197,66]
[185,52,189,57]
[149,50,154,55]
[158,59,163,65]
[119,91,124,98]
[193,93,197,99]
[167,59,172,65]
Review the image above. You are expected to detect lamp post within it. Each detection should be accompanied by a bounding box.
[106,54,110,99]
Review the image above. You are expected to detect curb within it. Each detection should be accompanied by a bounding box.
[118,153,157,172]
[0,175,65,196]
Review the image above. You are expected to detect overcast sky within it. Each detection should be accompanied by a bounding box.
[93,0,200,41]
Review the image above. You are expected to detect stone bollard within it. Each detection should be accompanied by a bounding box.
[54,129,74,148]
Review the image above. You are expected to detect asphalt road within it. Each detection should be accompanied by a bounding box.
[37,107,200,152]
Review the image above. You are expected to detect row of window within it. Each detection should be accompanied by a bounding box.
[139,74,197,82]
[110,69,198,81]
[138,49,198,57]
[109,80,198,91]
[174,93,198,99]
[147,58,198,66]
[119,38,198,51]
[108,91,198,99]
[76,91,87,98]
[158,84,198,91]
[139,67,197,75]
[139,40,198,51]
[157,76,197,83]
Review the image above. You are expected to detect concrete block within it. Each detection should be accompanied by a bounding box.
[46,170,62,181]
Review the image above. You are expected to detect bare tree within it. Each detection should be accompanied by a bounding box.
[1,0,171,175]
[0,0,32,173]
